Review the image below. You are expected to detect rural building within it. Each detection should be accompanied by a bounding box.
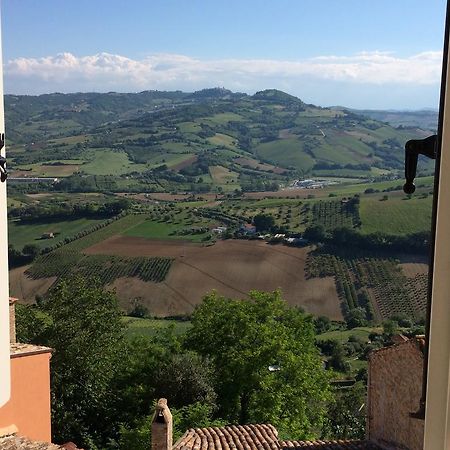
[211,226,227,234]
[0,298,84,449]
[240,223,256,234]
[0,299,53,443]
[151,335,425,450]
[367,335,425,450]
[285,237,308,246]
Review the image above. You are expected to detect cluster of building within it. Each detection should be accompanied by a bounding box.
[290,179,336,189]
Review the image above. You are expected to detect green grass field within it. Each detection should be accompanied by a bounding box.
[207,133,238,149]
[316,327,382,343]
[360,195,432,235]
[255,139,315,172]
[202,112,244,125]
[209,165,239,184]
[8,217,106,250]
[123,317,191,338]
[321,176,434,197]
[63,214,146,251]
[82,149,147,175]
[124,215,211,242]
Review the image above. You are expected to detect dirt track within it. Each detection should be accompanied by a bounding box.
[87,238,342,319]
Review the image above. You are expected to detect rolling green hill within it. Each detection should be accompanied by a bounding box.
[6,89,433,194]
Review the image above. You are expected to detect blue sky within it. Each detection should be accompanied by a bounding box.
[1,0,448,109]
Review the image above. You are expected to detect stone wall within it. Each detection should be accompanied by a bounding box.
[368,339,424,450]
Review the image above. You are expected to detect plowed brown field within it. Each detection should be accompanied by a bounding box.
[9,265,57,304]
[86,238,342,319]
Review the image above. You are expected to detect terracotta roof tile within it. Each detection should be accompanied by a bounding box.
[0,435,61,450]
[280,440,382,449]
[10,343,53,357]
[174,424,278,450]
[174,425,381,450]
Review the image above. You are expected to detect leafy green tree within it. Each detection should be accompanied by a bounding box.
[323,382,366,439]
[303,225,326,242]
[346,308,367,329]
[382,319,399,338]
[185,290,331,438]
[153,352,216,409]
[22,243,40,259]
[314,315,332,334]
[253,213,275,232]
[15,303,48,343]
[118,401,225,450]
[328,342,349,373]
[39,277,126,448]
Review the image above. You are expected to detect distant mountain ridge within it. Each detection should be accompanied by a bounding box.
[346,108,438,131]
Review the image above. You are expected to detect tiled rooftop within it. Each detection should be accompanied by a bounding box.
[9,343,52,357]
[0,436,83,450]
[281,440,381,449]
[174,424,280,450]
[0,435,61,450]
[173,425,381,450]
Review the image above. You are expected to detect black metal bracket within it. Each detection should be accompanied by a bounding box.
[403,135,437,194]
[0,133,6,183]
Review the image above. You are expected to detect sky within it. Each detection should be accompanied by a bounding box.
[1,0,448,109]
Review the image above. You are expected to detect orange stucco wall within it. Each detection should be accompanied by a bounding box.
[0,351,52,442]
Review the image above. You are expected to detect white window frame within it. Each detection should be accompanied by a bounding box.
[0,7,9,408]
[424,4,450,447]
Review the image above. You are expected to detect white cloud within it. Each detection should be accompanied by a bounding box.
[2,51,443,107]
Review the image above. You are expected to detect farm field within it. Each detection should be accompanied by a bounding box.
[123,317,191,338]
[81,149,148,175]
[12,162,83,177]
[123,212,213,242]
[8,217,106,250]
[306,250,427,321]
[209,165,239,185]
[86,238,343,319]
[63,214,147,251]
[360,195,432,235]
[255,139,316,172]
[9,264,57,303]
[26,252,173,285]
[316,327,382,344]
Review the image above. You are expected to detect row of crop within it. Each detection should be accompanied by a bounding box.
[310,201,356,230]
[26,251,84,279]
[406,273,428,318]
[62,214,146,252]
[305,253,360,316]
[26,252,174,285]
[306,250,422,322]
[40,211,128,255]
[197,208,245,225]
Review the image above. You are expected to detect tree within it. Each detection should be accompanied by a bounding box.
[314,315,332,334]
[153,352,216,409]
[253,213,275,232]
[323,382,366,440]
[185,290,331,438]
[38,277,126,447]
[22,243,40,259]
[303,225,326,242]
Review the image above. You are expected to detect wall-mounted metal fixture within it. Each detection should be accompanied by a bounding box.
[403,134,437,194]
[0,133,6,182]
